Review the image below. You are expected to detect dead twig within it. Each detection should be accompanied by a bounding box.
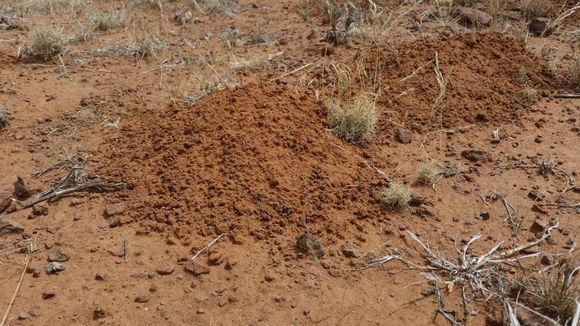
[123,240,128,263]
[17,182,126,209]
[268,63,313,82]
[0,245,32,326]
[191,233,226,261]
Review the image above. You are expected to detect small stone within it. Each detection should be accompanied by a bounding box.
[108,216,121,228]
[13,176,33,200]
[395,128,413,144]
[409,195,429,207]
[264,274,275,282]
[93,305,106,320]
[48,248,70,262]
[461,149,490,163]
[104,203,126,217]
[341,242,361,258]
[42,292,55,300]
[156,265,175,275]
[450,6,492,26]
[45,262,65,274]
[31,203,49,216]
[95,273,106,281]
[18,312,29,320]
[528,17,552,36]
[295,234,324,258]
[0,219,23,236]
[135,295,150,303]
[476,212,490,221]
[207,252,223,266]
[530,220,548,233]
[532,204,549,215]
[527,190,545,201]
[184,261,210,276]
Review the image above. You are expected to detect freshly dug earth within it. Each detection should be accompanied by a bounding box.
[102,83,387,241]
[355,32,556,142]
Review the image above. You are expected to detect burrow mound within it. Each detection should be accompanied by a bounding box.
[102,84,387,241]
[356,32,556,143]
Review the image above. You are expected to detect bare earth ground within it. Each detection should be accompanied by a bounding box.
[0,0,579,325]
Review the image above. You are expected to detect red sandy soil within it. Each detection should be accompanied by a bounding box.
[0,0,579,325]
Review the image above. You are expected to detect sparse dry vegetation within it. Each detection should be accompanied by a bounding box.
[514,67,529,84]
[92,9,125,31]
[418,163,437,185]
[19,24,65,61]
[1,0,579,324]
[513,260,579,324]
[321,0,354,45]
[521,87,538,102]
[520,0,548,19]
[382,183,411,208]
[16,0,88,15]
[131,28,165,59]
[328,93,377,143]
[192,0,240,16]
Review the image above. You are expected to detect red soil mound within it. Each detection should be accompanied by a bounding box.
[357,32,555,143]
[102,84,386,241]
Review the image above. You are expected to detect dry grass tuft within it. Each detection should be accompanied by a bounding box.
[514,67,529,84]
[192,0,240,16]
[131,28,165,59]
[521,87,538,103]
[92,9,125,31]
[221,26,244,48]
[350,1,417,43]
[17,0,87,15]
[19,24,65,61]
[172,9,198,25]
[520,0,548,19]
[418,163,437,185]
[515,260,579,324]
[382,183,411,208]
[328,94,377,143]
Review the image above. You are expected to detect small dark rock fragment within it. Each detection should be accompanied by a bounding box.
[295,234,324,259]
[0,219,23,236]
[42,292,55,300]
[528,17,552,36]
[531,204,548,215]
[135,295,150,303]
[461,150,490,163]
[476,212,490,221]
[93,305,107,320]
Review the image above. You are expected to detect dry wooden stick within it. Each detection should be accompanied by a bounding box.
[191,233,226,261]
[123,240,128,263]
[268,63,313,82]
[17,182,126,209]
[0,247,31,326]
